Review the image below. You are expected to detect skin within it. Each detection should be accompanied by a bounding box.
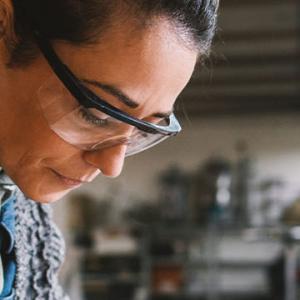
[0,8,198,203]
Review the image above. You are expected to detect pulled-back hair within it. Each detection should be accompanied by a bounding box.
[9,0,219,67]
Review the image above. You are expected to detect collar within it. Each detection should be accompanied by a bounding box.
[0,168,14,185]
[0,168,17,204]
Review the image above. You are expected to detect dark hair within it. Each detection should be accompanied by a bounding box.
[9,0,219,67]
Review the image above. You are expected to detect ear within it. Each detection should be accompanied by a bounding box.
[0,0,15,41]
[0,0,18,66]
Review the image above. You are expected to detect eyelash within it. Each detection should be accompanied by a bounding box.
[79,107,108,127]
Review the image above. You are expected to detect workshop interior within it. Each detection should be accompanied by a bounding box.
[53,1,300,299]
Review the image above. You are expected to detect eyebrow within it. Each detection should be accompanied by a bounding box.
[81,78,173,119]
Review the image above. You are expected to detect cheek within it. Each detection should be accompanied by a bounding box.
[0,140,78,203]
[0,102,83,201]
[4,106,72,168]
[0,68,88,202]
[5,131,83,203]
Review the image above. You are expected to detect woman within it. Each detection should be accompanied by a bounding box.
[0,0,219,299]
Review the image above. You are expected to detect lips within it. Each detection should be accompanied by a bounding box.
[51,169,85,187]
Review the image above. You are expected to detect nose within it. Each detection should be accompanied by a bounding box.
[82,144,127,178]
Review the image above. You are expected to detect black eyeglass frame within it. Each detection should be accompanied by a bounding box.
[32,30,182,136]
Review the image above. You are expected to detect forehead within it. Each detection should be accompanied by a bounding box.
[54,18,197,114]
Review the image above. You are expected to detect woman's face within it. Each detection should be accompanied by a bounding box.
[0,18,197,203]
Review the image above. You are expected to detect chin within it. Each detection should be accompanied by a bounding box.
[27,189,72,204]
[16,181,74,204]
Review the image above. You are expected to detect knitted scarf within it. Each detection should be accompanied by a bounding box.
[0,170,69,300]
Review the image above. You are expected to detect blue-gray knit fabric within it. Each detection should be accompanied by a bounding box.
[0,190,17,300]
[0,170,69,300]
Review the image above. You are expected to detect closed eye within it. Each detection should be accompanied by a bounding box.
[79,107,109,127]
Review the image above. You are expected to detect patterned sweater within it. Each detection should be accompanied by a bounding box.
[0,169,69,300]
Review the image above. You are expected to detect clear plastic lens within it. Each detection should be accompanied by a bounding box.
[126,129,169,156]
[37,77,169,156]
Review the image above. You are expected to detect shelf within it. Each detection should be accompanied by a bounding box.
[185,260,275,269]
[151,291,272,300]
[82,272,140,284]
[150,255,187,266]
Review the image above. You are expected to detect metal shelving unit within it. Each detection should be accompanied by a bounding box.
[139,223,300,300]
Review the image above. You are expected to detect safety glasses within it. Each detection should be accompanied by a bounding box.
[33,30,182,155]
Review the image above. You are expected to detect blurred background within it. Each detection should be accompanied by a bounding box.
[53,0,300,299]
